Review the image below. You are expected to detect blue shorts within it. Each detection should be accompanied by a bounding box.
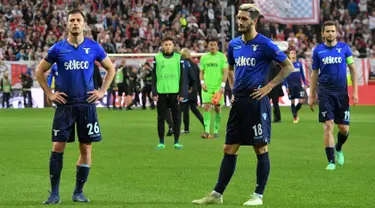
[318,94,350,125]
[225,96,271,146]
[288,85,304,99]
[52,104,102,143]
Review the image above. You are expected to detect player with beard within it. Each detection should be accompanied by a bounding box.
[192,4,293,206]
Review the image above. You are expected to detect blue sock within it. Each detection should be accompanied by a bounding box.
[255,152,270,195]
[74,164,90,194]
[325,147,335,164]
[336,132,349,152]
[291,104,297,118]
[213,154,237,194]
[296,103,302,112]
[159,137,164,144]
[50,152,63,196]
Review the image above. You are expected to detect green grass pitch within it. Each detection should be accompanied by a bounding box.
[0,106,374,208]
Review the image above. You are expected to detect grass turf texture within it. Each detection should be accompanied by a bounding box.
[0,106,374,208]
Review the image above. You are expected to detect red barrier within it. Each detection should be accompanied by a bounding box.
[348,85,375,105]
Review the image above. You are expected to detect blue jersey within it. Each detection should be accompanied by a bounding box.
[47,64,58,87]
[285,61,306,88]
[45,38,107,104]
[227,34,287,96]
[312,42,352,95]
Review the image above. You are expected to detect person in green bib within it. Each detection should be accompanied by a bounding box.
[200,37,228,139]
[152,36,185,150]
[1,71,12,108]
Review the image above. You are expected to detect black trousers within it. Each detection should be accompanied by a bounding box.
[23,90,32,108]
[270,96,281,122]
[106,88,116,108]
[141,84,155,108]
[181,101,204,131]
[157,94,181,139]
[2,92,10,108]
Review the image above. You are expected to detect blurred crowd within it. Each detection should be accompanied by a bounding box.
[0,0,374,62]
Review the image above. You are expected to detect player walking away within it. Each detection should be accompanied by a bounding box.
[35,9,115,204]
[0,71,11,108]
[152,36,184,150]
[114,60,130,110]
[140,62,155,109]
[309,21,358,171]
[285,50,306,123]
[192,4,293,206]
[180,48,204,134]
[200,37,228,139]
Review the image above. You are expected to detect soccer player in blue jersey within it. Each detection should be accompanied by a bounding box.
[285,50,307,123]
[35,9,115,204]
[309,21,358,171]
[192,4,293,206]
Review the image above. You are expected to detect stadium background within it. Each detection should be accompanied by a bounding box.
[0,0,374,108]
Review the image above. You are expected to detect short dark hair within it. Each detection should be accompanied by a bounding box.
[207,37,218,43]
[322,21,336,32]
[162,36,174,43]
[239,4,260,20]
[67,9,85,21]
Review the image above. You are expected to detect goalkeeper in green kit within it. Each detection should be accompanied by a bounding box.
[200,37,228,139]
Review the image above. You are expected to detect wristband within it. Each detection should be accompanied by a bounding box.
[221,82,226,88]
[200,80,204,84]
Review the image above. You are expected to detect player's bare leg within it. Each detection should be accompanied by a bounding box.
[243,144,269,206]
[324,120,336,170]
[213,105,221,138]
[43,142,66,204]
[72,143,92,203]
[192,144,240,205]
[335,124,349,166]
[201,103,212,139]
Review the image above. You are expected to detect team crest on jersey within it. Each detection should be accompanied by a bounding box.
[252,45,259,51]
[83,48,90,54]
[336,48,342,53]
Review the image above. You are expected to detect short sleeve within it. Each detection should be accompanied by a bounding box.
[344,44,353,58]
[96,44,107,62]
[227,43,235,66]
[44,44,58,64]
[266,40,287,63]
[312,47,320,70]
[200,55,205,71]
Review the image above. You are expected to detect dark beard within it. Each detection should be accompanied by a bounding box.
[239,24,252,34]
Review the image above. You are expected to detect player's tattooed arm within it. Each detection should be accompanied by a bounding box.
[251,58,292,100]
[228,65,234,89]
[269,58,293,88]
[36,60,67,104]
[99,57,116,91]
[348,63,359,105]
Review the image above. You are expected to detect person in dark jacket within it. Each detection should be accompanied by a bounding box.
[267,61,284,122]
[93,63,103,90]
[180,48,204,133]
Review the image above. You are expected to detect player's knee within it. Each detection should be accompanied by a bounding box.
[253,143,268,155]
[323,121,334,132]
[79,143,92,155]
[299,99,305,104]
[52,142,66,153]
[338,125,349,135]
[204,104,211,111]
[223,144,239,155]
[214,106,221,113]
